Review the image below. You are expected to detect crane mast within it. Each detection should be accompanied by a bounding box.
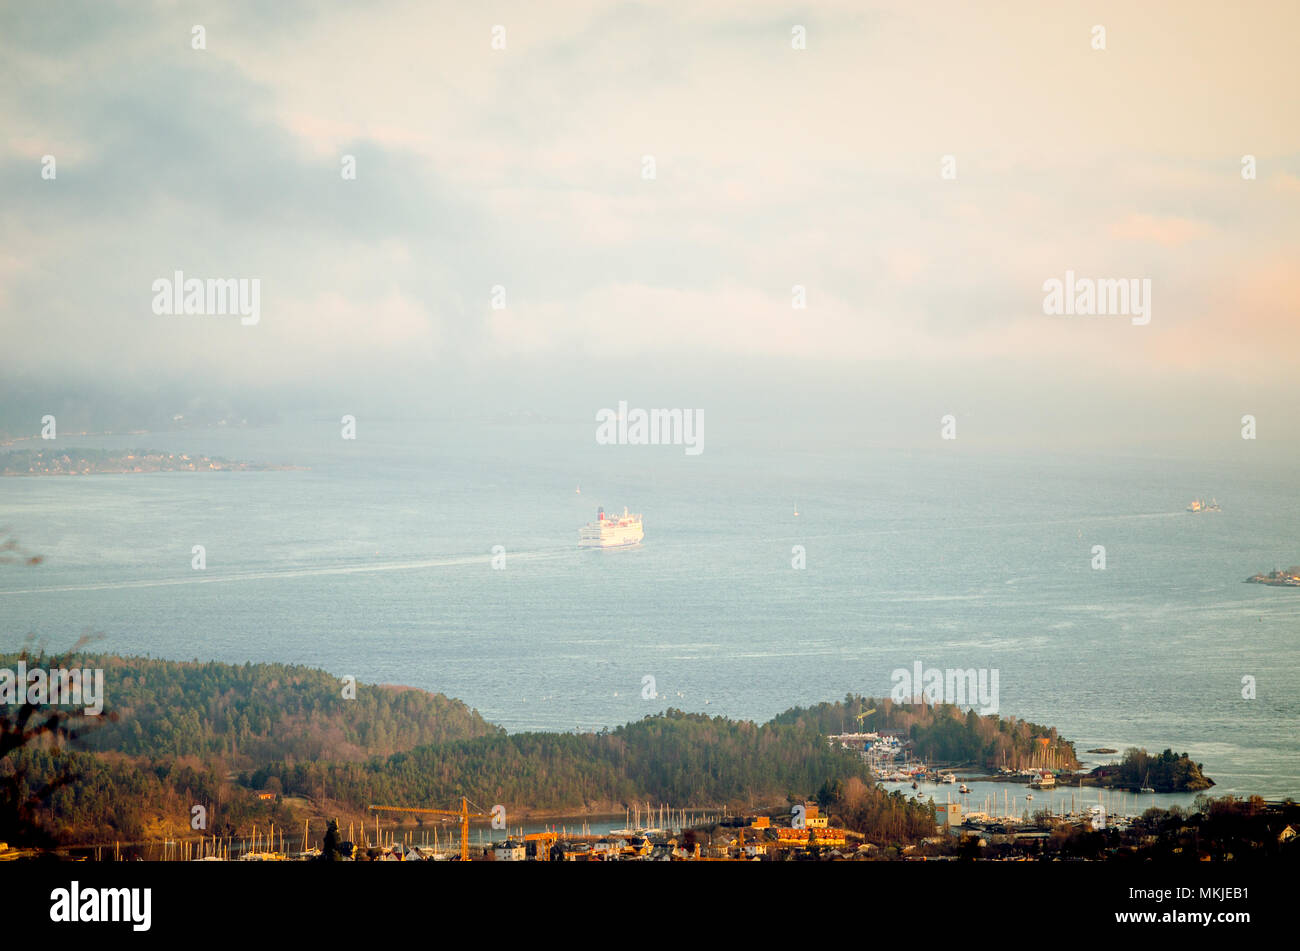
[368,798,489,862]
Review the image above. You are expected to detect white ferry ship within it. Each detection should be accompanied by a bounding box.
[579,506,644,549]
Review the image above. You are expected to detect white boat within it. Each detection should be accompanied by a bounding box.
[579,507,644,549]
[1029,772,1056,790]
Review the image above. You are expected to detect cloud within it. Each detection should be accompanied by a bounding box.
[0,0,1297,423]
[1111,213,1212,247]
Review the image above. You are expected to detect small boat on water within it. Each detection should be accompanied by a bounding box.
[959,784,970,794]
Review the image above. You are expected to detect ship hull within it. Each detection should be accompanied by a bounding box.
[579,537,643,549]
[578,529,644,549]
[578,507,644,548]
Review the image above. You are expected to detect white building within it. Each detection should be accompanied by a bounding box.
[494,840,526,861]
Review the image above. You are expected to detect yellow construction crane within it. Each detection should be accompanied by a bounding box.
[368,798,491,862]
[855,708,876,723]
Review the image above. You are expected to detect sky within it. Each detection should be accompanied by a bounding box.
[2,0,1297,451]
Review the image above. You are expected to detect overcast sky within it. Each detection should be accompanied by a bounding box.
[2,1,1297,450]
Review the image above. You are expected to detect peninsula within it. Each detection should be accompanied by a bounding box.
[0,448,303,476]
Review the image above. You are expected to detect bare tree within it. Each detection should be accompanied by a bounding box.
[0,532,113,846]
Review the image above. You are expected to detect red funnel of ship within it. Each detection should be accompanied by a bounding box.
[598,507,605,520]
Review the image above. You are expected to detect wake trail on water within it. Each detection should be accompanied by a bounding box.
[0,513,1185,594]
[0,546,578,595]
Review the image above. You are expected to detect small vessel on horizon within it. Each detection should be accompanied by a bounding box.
[1245,566,1300,587]
[1186,497,1221,513]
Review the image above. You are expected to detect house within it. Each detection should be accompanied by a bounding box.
[494,840,526,861]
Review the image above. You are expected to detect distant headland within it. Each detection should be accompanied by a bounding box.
[0,448,304,476]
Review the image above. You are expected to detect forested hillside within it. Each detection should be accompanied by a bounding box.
[4,659,1029,847]
[1,653,496,845]
[2,653,499,765]
[257,709,872,811]
[3,747,271,844]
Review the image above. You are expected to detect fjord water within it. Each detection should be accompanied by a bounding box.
[2,418,1297,799]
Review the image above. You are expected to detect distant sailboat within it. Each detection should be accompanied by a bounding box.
[793,502,799,516]
[575,485,581,494]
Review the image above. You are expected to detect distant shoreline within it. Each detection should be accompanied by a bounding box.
[1,447,304,476]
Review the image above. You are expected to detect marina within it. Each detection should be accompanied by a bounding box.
[881,776,1203,825]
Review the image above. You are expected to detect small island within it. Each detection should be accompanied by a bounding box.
[1246,567,1300,587]
[1086,748,1214,793]
[0,448,303,476]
